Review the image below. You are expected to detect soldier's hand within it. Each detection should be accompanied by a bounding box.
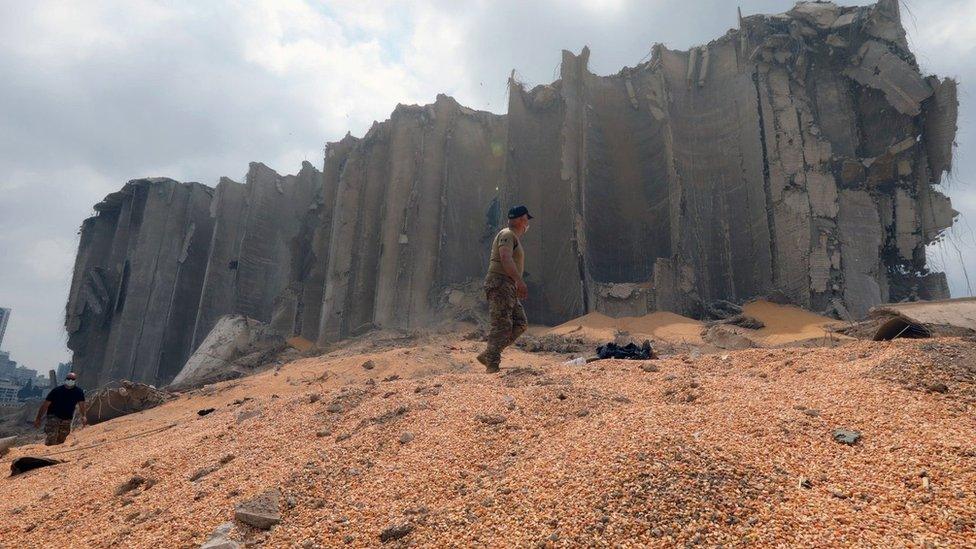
[516,280,528,300]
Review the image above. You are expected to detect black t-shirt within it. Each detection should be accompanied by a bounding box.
[45,385,85,420]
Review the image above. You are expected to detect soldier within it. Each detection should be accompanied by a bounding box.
[478,205,532,373]
[33,372,86,445]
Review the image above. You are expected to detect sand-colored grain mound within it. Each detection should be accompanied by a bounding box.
[543,301,850,351]
[546,311,705,345]
[2,334,974,548]
[743,300,850,346]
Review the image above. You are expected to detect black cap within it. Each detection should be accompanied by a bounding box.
[507,205,534,220]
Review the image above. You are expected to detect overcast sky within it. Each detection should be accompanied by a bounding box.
[0,0,973,375]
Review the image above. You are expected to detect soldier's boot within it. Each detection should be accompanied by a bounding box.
[479,349,501,373]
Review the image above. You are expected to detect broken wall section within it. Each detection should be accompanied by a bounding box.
[504,75,586,326]
[659,39,774,308]
[192,162,322,349]
[318,95,507,344]
[729,0,956,318]
[296,134,359,344]
[734,1,914,316]
[578,51,674,286]
[517,0,959,324]
[65,179,215,388]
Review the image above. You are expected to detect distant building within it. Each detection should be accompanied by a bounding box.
[0,352,39,387]
[0,380,18,405]
[0,350,16,378]
[57,362,72,383]
[16,378,43,401]
[0,307,9,349]
[12,367,39,386]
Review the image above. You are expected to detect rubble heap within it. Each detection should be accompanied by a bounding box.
[65,1,960,387]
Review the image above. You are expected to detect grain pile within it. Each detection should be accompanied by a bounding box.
[546,311,705,346]
[1,334,974,547]
[541,301,851,351]
[742,301,849,347]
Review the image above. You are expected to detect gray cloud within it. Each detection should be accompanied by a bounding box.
[0,0,972,375]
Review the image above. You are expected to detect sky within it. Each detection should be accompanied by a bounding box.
[0,0,973,374]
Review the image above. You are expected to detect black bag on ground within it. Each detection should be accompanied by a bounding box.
[595,340,654,360]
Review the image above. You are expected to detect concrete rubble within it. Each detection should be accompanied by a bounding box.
[200,523,241,549]
[234,489,282,530]
[86,380,171,425]
[0,435,16,458]
[169,315,284,391]
[65,1,960,387]
[868,297,976,340]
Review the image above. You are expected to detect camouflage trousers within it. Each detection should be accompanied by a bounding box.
[44,417,72,446]
[483,273,528,368]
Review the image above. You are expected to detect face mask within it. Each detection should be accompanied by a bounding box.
[65,380,76,388]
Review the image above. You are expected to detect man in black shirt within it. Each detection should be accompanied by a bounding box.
[33,372,87,446]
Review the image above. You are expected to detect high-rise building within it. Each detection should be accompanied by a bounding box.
[0,308,9,350]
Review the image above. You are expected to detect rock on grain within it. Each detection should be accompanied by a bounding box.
[379,522,414,542]
[832,428,862,445]
[476,414,506,425]
[115,475,146,496]
[235,489,282,530]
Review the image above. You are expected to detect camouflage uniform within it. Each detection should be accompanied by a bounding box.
[44,417,72,446]
[482,272,528,371]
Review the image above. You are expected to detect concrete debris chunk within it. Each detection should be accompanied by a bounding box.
[379,523,414,543]
[86,381,171,425]
[115,475,147,496]
[832,428,862,445]
[843,40,932,116]
[200,522,240,549]
[236,409,262,423]
[831,11,856,29]
[201,537,241,549]
[190,465,220,482]
[703,300,743,321]
[923,77,958,182]
[864,0,908,48]
[476,414,507,426]
[869,298,976,340]
[825,34,848,49]
[169,316,284,391]
[0,436,17,458]
[234,489,282,530]
[788,1,839,28]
